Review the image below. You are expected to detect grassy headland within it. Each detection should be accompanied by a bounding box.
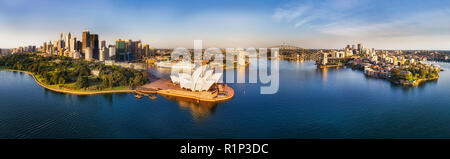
[0,54,148,94]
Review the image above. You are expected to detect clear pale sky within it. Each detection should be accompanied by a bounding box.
[1,0,450,50]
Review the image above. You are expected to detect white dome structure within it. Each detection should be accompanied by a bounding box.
[170,65,222,92]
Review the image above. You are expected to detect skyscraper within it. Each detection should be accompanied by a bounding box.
[46,41,53,55]
[143,44,150,57]
[108,45,116,58]
[85,47,93,61]
[357,43,364,54]
[101,40,106,48]
[129,40,137,61]
[90,34,99,60]
[70,36,77,52]
[113,38,145,61]
[57,40,64,55]
[43,42,47,53]
[116,39,126,61]
[100,46,108,61]
[136,41,143,60]
[82,30,90,54]
[65,32,71,50]
[76,41,82,52]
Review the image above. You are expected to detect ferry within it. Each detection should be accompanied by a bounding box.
[156,61,195,70]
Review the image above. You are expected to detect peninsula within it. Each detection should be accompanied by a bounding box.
[0,53,234,102]
[0,54,148,94]
[315,43,441,86]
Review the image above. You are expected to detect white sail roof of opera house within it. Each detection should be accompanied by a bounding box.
[170,65,222,92]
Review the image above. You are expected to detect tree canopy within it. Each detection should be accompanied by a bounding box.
[0,54,148,90]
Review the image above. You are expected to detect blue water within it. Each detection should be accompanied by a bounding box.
[1,60,450,138]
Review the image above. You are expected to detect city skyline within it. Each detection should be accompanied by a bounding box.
[2,0,450,50]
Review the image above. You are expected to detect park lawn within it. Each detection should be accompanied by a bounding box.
[35,74,131,92]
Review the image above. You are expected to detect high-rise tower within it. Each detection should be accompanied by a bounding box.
[90,34,99,59]
[65,32,71,50]
[82,30,90,54]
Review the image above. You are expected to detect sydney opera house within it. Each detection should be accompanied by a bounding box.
[170,65,222,92]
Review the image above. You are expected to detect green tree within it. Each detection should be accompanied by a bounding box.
[75,76,89,89]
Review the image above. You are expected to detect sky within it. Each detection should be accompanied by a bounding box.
[1,0,450,50]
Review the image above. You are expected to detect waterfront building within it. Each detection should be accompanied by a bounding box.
[321,52,328,65]
[345,48,353,57]
[115,39,142,62]
[273,50,279,59]
[104,60,146,70]
[334,51,345,58]
[156,61,195,69]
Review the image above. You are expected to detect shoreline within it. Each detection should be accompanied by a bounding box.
[1,69,135,95]
[358,69,439,87]
[345,63,440,87]
[399,77,439,87]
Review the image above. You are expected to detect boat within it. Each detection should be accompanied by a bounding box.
[135,94,143,99]
[156,61,195,70]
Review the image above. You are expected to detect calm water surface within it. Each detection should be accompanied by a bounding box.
[1,60,450,138]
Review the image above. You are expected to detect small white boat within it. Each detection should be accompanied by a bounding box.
[156,61,195,70]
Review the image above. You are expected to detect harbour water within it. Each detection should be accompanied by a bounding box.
[1,60,450,138]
